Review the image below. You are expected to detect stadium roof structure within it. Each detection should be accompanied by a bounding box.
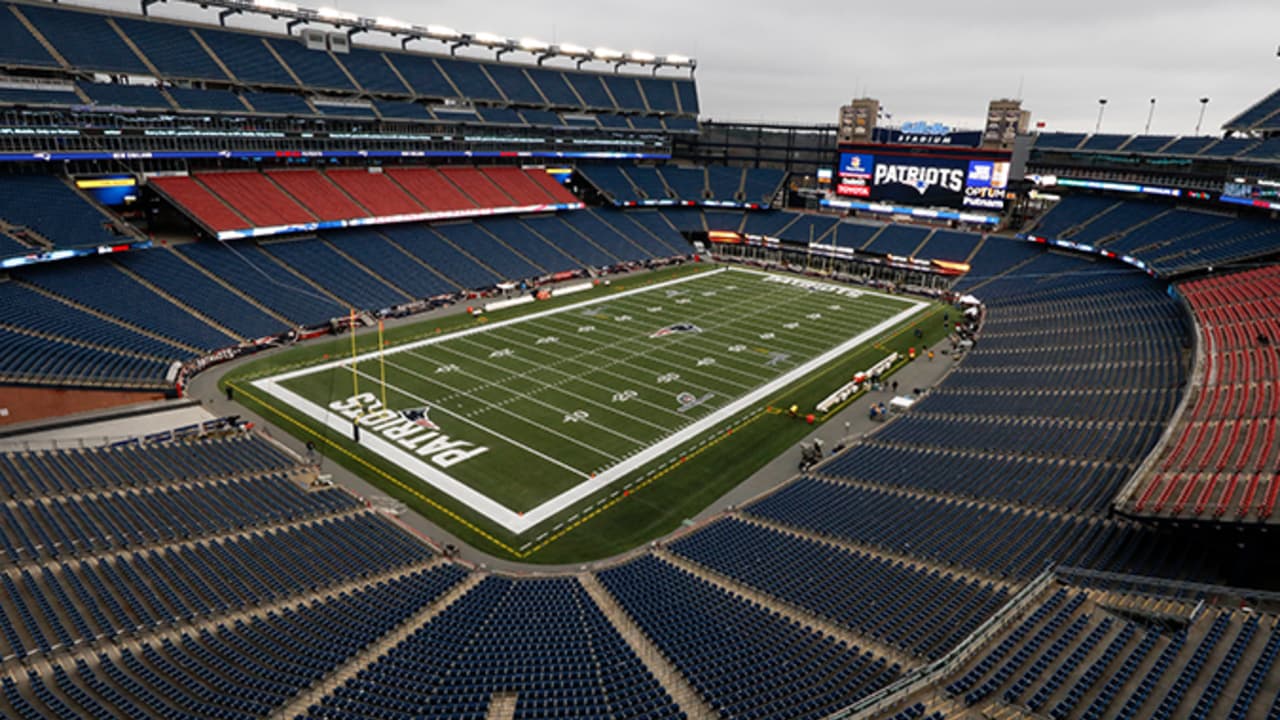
[1222,86,1280,134]
[142,0,697,73]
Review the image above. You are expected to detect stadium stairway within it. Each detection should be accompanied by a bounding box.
[2,558,466,719]
[375,227,477,292]
[361,228,468,294]
[165,245,297,329]
[273,569,485,719]
[252,242,360,309]
[519,215,618,268]
[428,224,516,283]
[651,548,920,670]
[7,5,71,69]
[105,259,246,342]
[471,223,552,276]
[738,513,1015,588]
[0,503,418,662]
[577,572,715,719]
[10,278,203,356]
[316,238,420,300]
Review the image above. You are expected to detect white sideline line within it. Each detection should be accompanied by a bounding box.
[251,267,927,534]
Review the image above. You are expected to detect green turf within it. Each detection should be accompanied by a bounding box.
[224,263,952,562]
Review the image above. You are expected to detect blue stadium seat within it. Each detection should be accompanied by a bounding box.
[18,4,148,73]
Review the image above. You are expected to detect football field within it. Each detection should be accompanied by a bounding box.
[251,266,927,536]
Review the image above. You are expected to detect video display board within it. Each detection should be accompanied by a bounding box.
[836,144,1011,211]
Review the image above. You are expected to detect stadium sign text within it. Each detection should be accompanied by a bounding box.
[762,274,865,298]
[873,164,965,195]
[329,392,489,468]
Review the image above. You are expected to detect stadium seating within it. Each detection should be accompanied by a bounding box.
[196,26,296,86]
[606,210,689,256]
[1225,88,1280,132]
[265,170,369,221]
[0,2,698,137]
[520,215,618,267]
[320,169,423,218]
[150,176,250,233]
[164,86,248,113]
[1031,132,1275,160]
[470,217,583,274]
[176,241,346,325]
[31,565,468,719]
[79,81,171,110]
[17,3,148,74]
[430,222,544,281]
[599,554,901,720]
[439,166,514,208]
[0,328,173,388]
[914,229,982,261]
[670,518,1010,660]
[0,5,58,67]
[0,281,190,361]
[1121,265,1280,520]
[319,229,458,299]
[20,260,237,351]
[157,166,582,235]
[379,224,499,290]
[1033,133,1087,150]
[560,210,655,261]
[303,576,683,720]
[0,176,123,249]
[581,164,785,207]
[865,225,930,256]
[261,238,411,311]
[197,172,317,227]
[242,90,316,116]
[110,16,227,80]
[1033,196,1280,275]
[114,249,289,340]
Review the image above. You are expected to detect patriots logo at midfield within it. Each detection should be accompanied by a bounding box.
[651,323,703,338]
[400,406,440,430]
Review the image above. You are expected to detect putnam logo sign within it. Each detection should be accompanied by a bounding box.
[328,393,488,468]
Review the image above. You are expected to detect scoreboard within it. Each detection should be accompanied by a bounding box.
[836,142,1013,211]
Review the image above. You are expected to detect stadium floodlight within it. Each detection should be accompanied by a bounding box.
[591,47,624,61]
[316,6,358,22]
[661,54,691,66]
[553,43,590,57]
[471,31,510,47]
[424,24,462,40]
[373,16,412,31]
[518,37,550,52]
[625,50,657,63]
[253,0,298,12]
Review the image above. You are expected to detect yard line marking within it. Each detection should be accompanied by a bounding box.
[350,365,599,475]
[537,281,891,385]
[440,333,692,425]
[380,358,624,462]
[250,373,584,530]
[261,266,730,384]
[495,324,723,412]
[402,344,663,441]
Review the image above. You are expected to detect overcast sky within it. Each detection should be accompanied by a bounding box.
[87,0,1280,134]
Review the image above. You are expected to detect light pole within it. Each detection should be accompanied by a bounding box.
[1095,98,1108,134]
[1195,97,1210,135]
[1144,97,1156,134]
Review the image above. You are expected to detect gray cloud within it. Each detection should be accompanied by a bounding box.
[88,0,1280,135]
